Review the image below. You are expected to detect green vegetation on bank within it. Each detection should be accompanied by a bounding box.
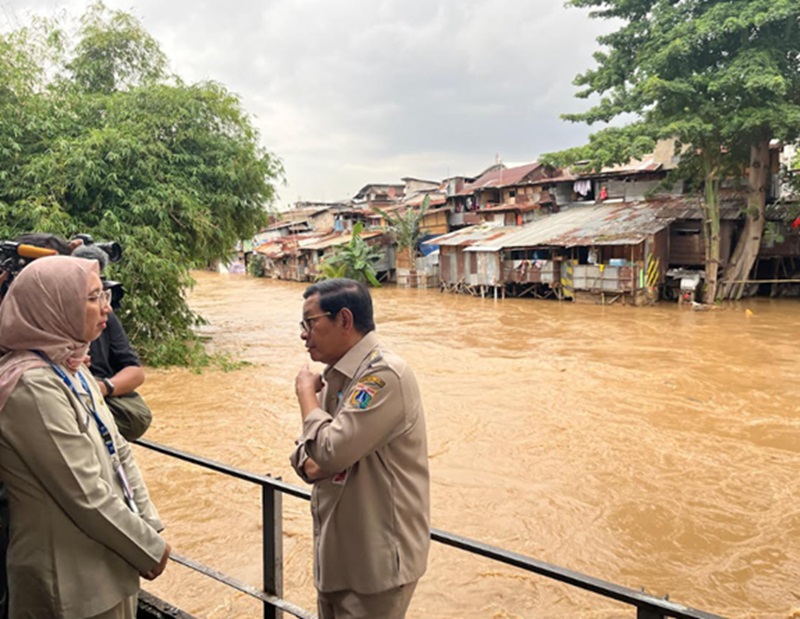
[0,2,283,366]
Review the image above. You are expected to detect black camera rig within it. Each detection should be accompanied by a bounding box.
[72,234,122,263]
[0,234,124,301]
[0,241,59,277]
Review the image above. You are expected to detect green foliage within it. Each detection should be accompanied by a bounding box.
[565,0,800,147]
[316,261,348,281]
[146,336,250,372]
[0,3,283,366]
[319,222,383,287]
[374,195,430,263]
[247,253,266,277]
[541,123,658,171]
[762,220,785,247]
[68,2,167,94]
[550,0,800,169]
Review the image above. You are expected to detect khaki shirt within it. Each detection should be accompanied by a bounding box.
[0,366,165,619]
[290,332,430,594]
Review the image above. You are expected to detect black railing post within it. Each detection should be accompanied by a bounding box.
[262,479,284,619]
[637,607,665,619]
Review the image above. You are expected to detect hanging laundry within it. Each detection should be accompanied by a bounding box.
[573,179,592,196]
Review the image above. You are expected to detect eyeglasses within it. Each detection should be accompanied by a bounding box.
[300,311,331,333]
[87,289,112,307]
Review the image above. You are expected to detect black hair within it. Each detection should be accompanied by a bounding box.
[14,233,72,256]
[303,278,376,335]
[72,244,109,272]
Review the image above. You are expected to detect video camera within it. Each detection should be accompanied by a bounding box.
[72,234,123,264]
[0,233,124,302]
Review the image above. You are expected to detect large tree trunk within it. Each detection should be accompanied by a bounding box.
[719,139,770,300]
[701,155,722,304]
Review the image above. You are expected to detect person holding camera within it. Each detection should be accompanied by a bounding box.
[0,255,169,618]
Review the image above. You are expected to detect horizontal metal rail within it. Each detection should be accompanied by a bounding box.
[135,439,725,619]
[170,552,315,619]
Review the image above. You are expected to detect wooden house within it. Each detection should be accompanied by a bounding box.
[447,162,557,229]
[423,225,517,294]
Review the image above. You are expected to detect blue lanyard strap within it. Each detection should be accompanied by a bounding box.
[34,352,117,458]
[32,351,139,514]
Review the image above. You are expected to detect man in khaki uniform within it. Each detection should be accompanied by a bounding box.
[290,278,430,619]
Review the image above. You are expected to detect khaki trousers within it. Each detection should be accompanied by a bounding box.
[317,581,418,619]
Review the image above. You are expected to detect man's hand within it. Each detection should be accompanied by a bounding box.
[295,364,323,421]
[295,364,323,397]
[303,457,324,481]
[141,542,171,580]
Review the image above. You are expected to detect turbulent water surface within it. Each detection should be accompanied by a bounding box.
[135,271,800,619]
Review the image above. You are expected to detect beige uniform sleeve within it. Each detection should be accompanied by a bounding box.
[4,374,166,574]
[298,367,407,474]
[289,442,313,483]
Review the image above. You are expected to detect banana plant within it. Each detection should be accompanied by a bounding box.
[317,222,383,286]
[374,195,430,272]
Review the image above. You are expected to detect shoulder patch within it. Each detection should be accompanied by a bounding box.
[349,384,377,410]
[359,375,386,389]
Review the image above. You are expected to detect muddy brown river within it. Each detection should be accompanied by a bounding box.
[134,271,800,619]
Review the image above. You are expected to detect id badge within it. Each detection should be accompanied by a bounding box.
[114,461,140,515]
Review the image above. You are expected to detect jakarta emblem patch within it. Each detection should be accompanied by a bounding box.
[349,384,377,410]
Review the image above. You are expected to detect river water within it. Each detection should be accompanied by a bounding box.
[136,271,800,619]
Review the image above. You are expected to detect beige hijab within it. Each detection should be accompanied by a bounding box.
[0,255,99,409]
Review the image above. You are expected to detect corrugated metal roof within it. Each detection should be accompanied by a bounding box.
[422,224,517,247]
[301,230,384,251]
[457,162,543,195]
[656,199,743,221]
[482,200,540,213]
[403,193,448,208]
[465,202,675,251]
[254,233,323,257]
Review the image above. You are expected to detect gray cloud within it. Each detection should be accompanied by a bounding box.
[1,0,616,205]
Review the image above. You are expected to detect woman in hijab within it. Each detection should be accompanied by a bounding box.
[0,255,170,619]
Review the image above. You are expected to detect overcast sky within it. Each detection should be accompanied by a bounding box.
[2,0,616,208]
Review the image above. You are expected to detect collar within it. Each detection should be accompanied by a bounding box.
[324,331,380,381]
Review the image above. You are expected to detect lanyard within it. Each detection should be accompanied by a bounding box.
[34,351,139,514]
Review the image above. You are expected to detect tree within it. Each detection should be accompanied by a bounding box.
[374,195,430,274]
[318,222,383,287]
[554,0,800,302]
[0,3,283,364]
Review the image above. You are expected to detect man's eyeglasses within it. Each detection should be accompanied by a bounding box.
[300,311,331,333]
[87,289,112,307]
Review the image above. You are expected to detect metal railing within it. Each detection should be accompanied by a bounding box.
[135,439,726,619]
